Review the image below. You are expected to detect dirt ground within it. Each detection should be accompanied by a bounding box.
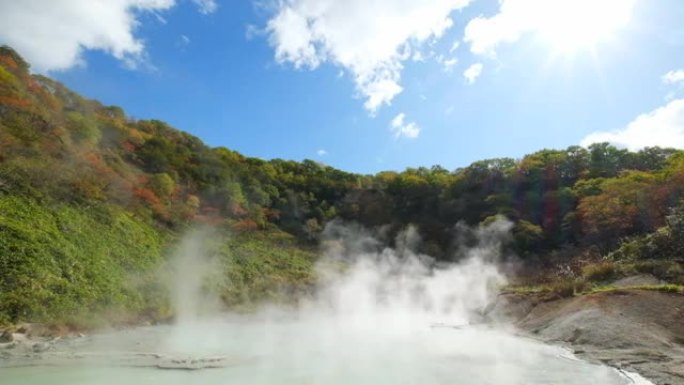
[490,285,684,385]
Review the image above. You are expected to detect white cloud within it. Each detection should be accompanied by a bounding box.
[449,40,460,53]
[436,54,458,72]
[581,99,684,150]
[180,35,191,46]
[412,51,425,62]
[192,0,218,14]
[663,69,684,85]
[443,57,458,71]
[265,0,472,114]
[245,24,264,41]
[0,0,175,72]
[463,63,482,84]
[317,149,328,156]
[155,13,168,25]
[464,0,636,56]
[390,112,421,139]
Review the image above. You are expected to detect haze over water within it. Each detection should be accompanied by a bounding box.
[0,223,653,385]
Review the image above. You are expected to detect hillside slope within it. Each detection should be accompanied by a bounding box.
[1,45,684,326]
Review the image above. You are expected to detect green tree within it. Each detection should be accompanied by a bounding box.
[149,173,175,199]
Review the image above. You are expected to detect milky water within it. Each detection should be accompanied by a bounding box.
[0,223,655,384]
[0,319,650,385]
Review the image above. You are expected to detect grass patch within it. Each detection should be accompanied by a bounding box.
[503,281,684,300]
[502,279,588,299]
[503,258,684,299]
[580,260,684,285]
[587,284,684,294]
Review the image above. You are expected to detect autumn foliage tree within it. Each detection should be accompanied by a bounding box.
[2,45,684,263]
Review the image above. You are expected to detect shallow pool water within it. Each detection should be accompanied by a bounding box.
[0,319,650,385]
[0,243,655,385]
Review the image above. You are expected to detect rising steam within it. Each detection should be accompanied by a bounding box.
[3,219,648,384]
[166,228,223,354]
[308,221,508,329]
[134,218,639,384]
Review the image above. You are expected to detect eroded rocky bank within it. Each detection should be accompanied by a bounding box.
[491,282,684,385]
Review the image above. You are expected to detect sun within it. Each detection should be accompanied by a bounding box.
[533,0,636,54]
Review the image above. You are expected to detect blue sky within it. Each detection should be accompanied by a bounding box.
[1,0,684,174]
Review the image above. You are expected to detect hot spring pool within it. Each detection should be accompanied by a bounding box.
[0,230,655,385]
[0,319,651,385]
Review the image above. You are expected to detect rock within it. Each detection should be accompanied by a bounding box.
[483,293,536,323]
[0,330,14,343]
[32,342,50,353]
[10,332,28,344]
[4,342,17,350]
[611,274,662,288]
[156,355,238,370]
[511,289,684,385]
[16,323,51,337]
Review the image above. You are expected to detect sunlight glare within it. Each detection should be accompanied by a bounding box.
[533,0,636,53]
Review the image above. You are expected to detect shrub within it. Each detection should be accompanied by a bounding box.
[631,260,684,283]
[545,279,588,298]
[582,261,617,282]
[0,65,18,88]
[0,195,167,324]
[608,221,684,262]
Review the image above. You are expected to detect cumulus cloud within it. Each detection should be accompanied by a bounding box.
[663,69,684,85]
[390,113,421,139]
[0,0,175,72]
[192,0,218,14]
[463,0,635,56]
[317,149,328,156]
[581,99,684,150]
[463,63,483,84]
[265,0,472,114]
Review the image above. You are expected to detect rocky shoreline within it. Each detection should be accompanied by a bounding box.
[0,324,247,370]
[490,282,684,385]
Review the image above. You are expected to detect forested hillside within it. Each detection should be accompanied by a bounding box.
[1,45,683,326]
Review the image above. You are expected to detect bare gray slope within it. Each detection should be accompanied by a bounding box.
[493,289,684,385]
